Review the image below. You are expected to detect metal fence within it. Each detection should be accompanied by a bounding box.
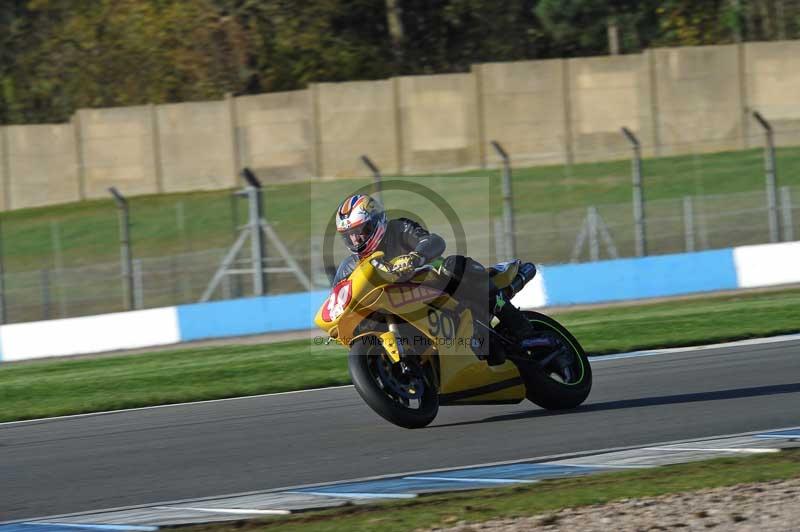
[508,186,798,265]
[0,122,798,324]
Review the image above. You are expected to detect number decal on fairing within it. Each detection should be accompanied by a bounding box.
[321,280,352,322]
[427,308,454,338]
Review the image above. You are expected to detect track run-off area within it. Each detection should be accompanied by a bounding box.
[2,335,800,521]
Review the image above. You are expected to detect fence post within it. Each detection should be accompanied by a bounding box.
[781,186,794,242]
[621,127,647,256]
[109,187,135,311]
[242,168,267,295]
[683,196,696,252]
[490,141,517,260]
[360,155,383,201]
[752,111,781,243]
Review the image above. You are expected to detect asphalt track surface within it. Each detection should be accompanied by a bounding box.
[3,338,800,521]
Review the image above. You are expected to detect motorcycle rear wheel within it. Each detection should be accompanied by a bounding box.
[514,311,592,410]
[349,337,439,429]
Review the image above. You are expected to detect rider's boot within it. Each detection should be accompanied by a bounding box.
[492,262,538,341]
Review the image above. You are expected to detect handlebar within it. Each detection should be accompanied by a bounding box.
[369,257,434,280]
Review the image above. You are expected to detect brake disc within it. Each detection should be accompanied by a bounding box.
[375,355,425,400]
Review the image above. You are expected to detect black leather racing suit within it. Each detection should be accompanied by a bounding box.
[333,218,446,285]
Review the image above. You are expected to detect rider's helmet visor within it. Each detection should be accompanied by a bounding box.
[340,217,379,253]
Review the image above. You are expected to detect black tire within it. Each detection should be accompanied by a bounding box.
[515,311,592,410]
[348,337,439,429]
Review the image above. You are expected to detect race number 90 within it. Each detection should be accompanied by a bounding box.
[427,308,455,338]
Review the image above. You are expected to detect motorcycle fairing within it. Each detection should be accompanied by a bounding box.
[314,253,526,405]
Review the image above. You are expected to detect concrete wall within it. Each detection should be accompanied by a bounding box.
[568,54,654,161]
[314,80,400,177]
[235,90,315,181]
[744,40,800,147]
[653,45,746,154]
[157,100,236,192]
[1,41,800,210]
[4,124,81,209]
[77,105,160,199]
[477,59,568,166]
[397,73,481,173]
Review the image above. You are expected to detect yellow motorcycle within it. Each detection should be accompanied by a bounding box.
[314,252,592,428]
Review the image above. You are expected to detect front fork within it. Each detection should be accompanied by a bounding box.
[383,316,437,386]
[379,316,404,364]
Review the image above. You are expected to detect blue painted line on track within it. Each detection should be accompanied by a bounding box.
[294,476,479,495]
[292,462,603,498]
[424,463,601,480]
[755,428,800,440]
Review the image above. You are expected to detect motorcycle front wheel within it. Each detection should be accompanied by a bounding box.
[348,337,439,429]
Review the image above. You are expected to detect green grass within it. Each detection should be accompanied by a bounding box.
[1,286,798,423]
[0,340,345,422]
[564,287,800,353]
[3,146,799,273]
[184,450,800,532]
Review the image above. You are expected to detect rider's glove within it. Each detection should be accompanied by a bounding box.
[390,252,425,277]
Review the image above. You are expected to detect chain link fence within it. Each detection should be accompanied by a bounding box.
[0,128,798,324]
[508,186,799,266]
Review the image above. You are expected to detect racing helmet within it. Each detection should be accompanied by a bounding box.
[335,194,387,256]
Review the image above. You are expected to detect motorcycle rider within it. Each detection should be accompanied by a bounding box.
[332,193,534,364]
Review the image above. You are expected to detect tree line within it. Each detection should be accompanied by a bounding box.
[1,0,798,125]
